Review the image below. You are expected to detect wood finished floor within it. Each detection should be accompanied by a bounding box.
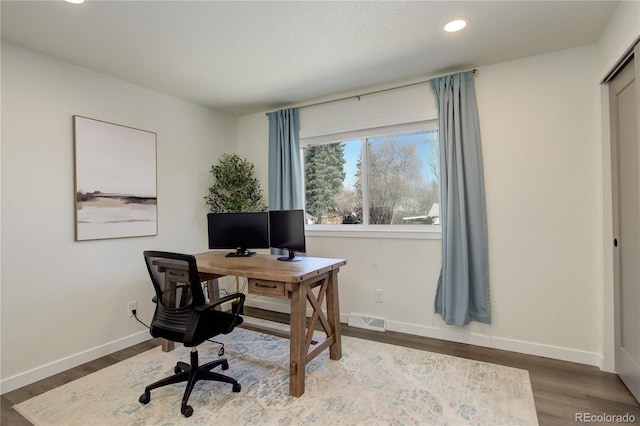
[2,307,639,425]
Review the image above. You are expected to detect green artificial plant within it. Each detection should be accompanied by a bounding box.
[205,153,267,213]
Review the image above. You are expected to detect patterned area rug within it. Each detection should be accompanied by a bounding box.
[14,318,538,425]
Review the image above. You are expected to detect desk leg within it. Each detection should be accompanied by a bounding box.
[161,276,178,353]
[326,270,342,360]
[206,278,220,306]
[289,283,307,397]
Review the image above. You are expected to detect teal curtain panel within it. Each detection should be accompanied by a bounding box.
[431,71,490,326]
[268,108,302,210]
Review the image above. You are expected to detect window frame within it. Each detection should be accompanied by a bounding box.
[300,117,441,240]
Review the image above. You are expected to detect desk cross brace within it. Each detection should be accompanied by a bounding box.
[240,276,336,360]
[303,279,336,361]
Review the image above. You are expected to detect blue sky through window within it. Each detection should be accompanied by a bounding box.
[341,130,438,189]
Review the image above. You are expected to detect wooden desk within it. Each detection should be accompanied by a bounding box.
[193,250,347,397]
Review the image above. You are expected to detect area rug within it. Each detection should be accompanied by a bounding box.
[14,318,538,425]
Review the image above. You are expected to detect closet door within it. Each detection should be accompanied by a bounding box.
[610,46,639,403]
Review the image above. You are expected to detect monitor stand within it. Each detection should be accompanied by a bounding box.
[226,248,256,257]
[277,249,302,262]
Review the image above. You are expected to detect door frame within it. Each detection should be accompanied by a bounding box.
[600,39,640,373]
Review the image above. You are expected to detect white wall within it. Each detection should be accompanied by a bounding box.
[238,45,604,366]
[595,0,640,80]
[0,42,237,391]
[477,46,601,357]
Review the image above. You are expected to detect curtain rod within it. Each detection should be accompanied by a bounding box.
[266,68,477,116]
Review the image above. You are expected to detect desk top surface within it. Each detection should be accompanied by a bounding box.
[194,251,347,283]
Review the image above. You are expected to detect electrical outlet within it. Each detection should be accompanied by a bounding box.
[375,289,383,303]
[128,301,138,317]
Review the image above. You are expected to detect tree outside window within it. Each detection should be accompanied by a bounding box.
[304,143,346,224]
[303,127,439,227]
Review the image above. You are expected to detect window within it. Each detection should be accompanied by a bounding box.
[302,121,440,233]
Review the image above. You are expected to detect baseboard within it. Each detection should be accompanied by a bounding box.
[245,299,601,367]
[0,330,150,395]
[385,319,601,367]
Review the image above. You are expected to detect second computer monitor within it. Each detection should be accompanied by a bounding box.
[269,209,306,262]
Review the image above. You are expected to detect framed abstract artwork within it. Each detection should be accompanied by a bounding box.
[73,116,157,241]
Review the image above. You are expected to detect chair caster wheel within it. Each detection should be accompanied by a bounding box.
[221,360,229,370]
[174,366,182,374]
[139,392,150,404]
[181,405,193,417]
[218,347,225,356]
[232,383,241,393]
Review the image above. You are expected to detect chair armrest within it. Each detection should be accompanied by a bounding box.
[194,292,245,312]
[194,293,247,312]
[194,292,246,334]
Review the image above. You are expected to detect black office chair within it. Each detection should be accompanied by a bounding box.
[139,251,245,417]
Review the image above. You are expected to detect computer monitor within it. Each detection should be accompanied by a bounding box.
[269,209,306,262]
[207,212,269,257]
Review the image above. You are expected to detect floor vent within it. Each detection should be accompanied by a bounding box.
[348,314,386,332]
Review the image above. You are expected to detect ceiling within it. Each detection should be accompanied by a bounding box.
[1,1,620,116]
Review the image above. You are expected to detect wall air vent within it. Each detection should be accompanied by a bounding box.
[348,314,386,332]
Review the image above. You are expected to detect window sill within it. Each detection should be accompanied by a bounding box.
[305,226,441,240]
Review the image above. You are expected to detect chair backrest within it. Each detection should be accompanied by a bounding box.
[143,251,207,341]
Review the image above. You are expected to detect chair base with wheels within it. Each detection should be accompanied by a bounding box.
[139,347,241,417]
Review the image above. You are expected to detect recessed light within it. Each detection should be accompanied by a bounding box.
[444,18,468,33]
[65,0,85,4]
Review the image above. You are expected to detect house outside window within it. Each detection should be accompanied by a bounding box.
[301,121,440,237]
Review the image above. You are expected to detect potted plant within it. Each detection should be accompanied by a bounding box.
[205,153,267,213]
